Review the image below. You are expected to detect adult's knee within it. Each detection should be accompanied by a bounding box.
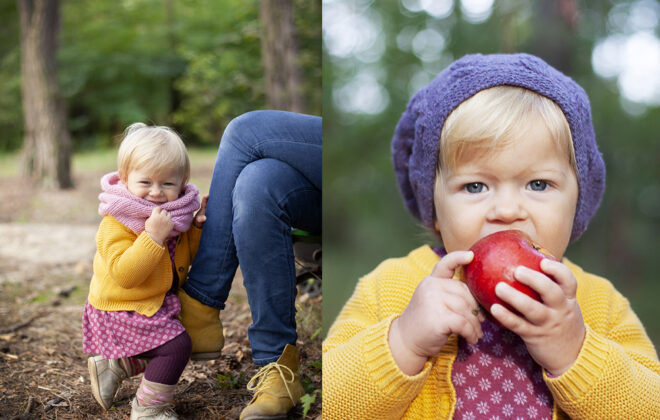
[232,161,282,224]
[221,111,271,146]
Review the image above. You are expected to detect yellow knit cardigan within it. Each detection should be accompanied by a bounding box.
[323,245,660,419]
[87,215,201,317]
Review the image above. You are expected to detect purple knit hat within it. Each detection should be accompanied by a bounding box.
[392,53,605,242]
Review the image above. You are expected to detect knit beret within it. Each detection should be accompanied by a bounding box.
[392,53,605,243]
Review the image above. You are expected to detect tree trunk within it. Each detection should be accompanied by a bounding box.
[17,0,73,189]
[529,0,577,74]
[165,0,180,126]
[259,0,304,112]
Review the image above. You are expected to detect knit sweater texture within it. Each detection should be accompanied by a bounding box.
[87,215,202,316]
[323,245,660,419]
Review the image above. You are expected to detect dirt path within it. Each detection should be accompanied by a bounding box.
[0,176,321,419]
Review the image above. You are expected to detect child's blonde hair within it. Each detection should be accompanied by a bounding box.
[117,123,190,182]
[437,86,578,176]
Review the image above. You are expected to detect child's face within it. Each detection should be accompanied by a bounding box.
[433,119,579,259]
[122,168,184,203]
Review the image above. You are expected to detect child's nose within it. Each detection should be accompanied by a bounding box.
[487,189,526,223]
[150,185,162,196]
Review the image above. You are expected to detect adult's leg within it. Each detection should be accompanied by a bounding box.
[183,111,322,309]
[232,158,321,365]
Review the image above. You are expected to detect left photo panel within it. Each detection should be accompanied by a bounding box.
[0,1,321,419]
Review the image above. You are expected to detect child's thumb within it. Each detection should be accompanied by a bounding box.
[430,250,473,279]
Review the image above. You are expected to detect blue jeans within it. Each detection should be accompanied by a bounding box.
[183,110,322,365]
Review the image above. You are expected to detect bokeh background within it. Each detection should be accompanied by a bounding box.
[0,0,320,154]
[323,0,660,350]
[0,1,322,418]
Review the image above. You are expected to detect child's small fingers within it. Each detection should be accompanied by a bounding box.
[514,266,562,304]
[445,292,484,337]
[495,281,547,325]
[540,259,577,297]
[475,306,487,323]
[445,312,482,344]
[490,303,529,336]
[431,251,473,279]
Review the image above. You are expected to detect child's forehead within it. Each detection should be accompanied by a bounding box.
[444,124,571,173]
[130,166,184,180]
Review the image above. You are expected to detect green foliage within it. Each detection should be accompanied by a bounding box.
[310,326,321,341]
[173,1,263,144]
[323,0,660,350]
[0,2,22,151]
[58,0,185,148]
[0,0,321,151]
[301,358,321,417]
[293,0,322,117]
[300,389,321,418]
[216,371,246,390]
[300,375,315,394]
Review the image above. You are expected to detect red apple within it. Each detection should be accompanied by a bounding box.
[464,230,556,319]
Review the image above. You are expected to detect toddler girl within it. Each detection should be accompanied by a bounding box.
[323,53,660,418]
[82,123,207,419]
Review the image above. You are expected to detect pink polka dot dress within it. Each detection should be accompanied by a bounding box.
[82,238,186,359]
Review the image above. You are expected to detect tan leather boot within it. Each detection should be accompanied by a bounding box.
[240,345,305,420]
[177,289,224,360]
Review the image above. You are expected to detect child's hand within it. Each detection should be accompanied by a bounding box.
[193,194,209,228]
[389,250,485,376]
[490,258,585,376]
[145,207,173,245]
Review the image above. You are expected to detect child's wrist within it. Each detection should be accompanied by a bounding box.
[388,317,428,376]
[145,231,165,246]
[545,361,574,377]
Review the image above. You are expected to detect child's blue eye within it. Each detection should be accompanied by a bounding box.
[465,182,487,193]
[528,180,548,191]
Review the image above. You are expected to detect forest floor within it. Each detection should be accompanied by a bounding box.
[0,163,322,419]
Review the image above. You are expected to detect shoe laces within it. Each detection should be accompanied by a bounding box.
[246,362,296,404]
[142,402,178,419]
[157,403,178,418]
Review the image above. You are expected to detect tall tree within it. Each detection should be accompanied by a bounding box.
[17,0,73,188]
[259,0,304,112]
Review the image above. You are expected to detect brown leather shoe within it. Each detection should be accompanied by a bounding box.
[240,345,304,420]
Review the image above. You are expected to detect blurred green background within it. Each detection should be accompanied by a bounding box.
[0,0,320,152]
[323,0,660,350]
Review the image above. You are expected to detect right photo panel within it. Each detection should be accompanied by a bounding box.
[322,1,660,418]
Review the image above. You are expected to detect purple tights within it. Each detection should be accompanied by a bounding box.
[138,331,191,385]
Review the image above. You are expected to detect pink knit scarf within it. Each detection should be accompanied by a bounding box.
[98,171,200,238]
